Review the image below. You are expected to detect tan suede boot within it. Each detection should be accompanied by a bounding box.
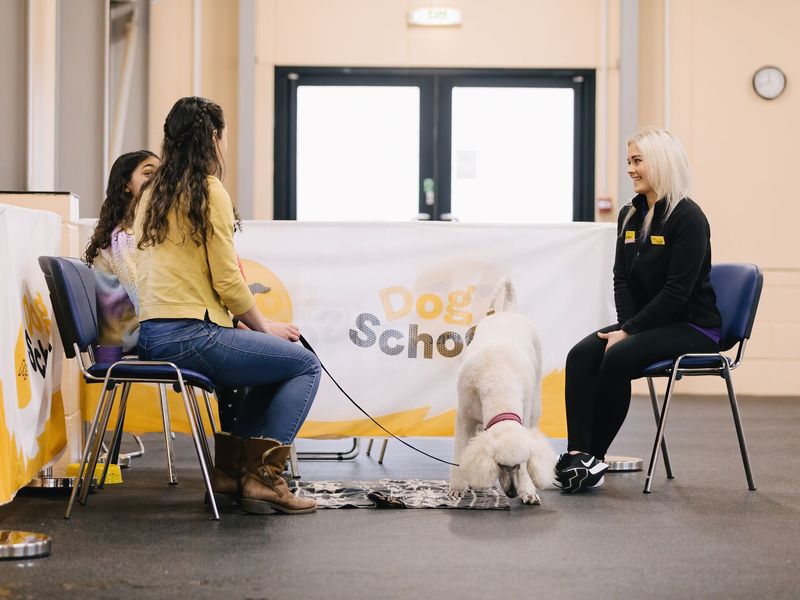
[239,438,317,514]
[209,432,243,509]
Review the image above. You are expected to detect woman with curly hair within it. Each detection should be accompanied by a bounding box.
[84,150,158,361]
[134,96,320,515]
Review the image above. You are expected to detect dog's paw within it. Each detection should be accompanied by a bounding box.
[447,485,467,501]
[520,491,541,505]
[448,468,468,501]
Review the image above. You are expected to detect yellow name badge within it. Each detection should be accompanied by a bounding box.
[650,235,666,245]
[624,230,636,244]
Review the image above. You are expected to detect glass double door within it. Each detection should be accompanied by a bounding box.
[274,68,595,223]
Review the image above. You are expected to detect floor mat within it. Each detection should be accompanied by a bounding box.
[288,479,510,510]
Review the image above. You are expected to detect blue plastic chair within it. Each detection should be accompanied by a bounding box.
[38,257,222,519]
[639,263,763,493]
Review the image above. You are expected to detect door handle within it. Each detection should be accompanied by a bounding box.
[423,178,435,207]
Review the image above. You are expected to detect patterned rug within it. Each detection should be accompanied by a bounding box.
[288,479,510,510]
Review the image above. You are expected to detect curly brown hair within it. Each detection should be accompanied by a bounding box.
[137,96,240,249]
[84,150,158,266]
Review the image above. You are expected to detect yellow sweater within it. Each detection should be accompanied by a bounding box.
[133,176,254,327]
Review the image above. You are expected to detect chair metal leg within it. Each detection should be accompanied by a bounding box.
[378,439,388,464]
[297,437,361,460]
[722,363,757,491]
[66,382,111,518]
[203,390,218,434]
[125,435,145,459]
[366,439,374,456]
[176,378,219,519]
[644,370,679,494]
[187,387,214,472]
[159,383,178,485]
[99,382,131,488]
[289,443,300,479]
[647,377,674,479]
[80,383,119,505]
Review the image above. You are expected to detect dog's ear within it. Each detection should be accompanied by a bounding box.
[460,432,499,489]
[525,427,557,489]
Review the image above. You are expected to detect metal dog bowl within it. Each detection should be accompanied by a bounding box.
[0,530,51,559]
[605,455,643,472]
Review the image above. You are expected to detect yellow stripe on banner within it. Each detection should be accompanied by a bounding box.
[0,384,67,505]
[79,379,218,436]
[539,370,567,438]
[297,370,568,439]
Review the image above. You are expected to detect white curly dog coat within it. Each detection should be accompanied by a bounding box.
[448,277,556,504]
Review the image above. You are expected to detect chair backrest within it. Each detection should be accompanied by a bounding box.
[38,256,99,359]
[710,263,763,352]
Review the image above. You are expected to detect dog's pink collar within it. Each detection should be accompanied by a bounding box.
[485,412,523,430]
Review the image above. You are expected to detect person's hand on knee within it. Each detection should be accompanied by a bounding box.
[266,321,300,342]
[597,329,629,352]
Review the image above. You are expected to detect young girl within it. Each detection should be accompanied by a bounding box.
[133,96,320,514]
[84,150,159,361]
[556,128,722,493]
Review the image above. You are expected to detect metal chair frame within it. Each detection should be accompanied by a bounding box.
[65,344,221,519]
[39,256,221,519]
[641,264,761,494]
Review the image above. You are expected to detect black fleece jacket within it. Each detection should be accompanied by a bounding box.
[614,194,722,335]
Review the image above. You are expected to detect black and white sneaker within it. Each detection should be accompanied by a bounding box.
[554,452,608,493]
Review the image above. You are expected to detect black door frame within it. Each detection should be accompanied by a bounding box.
[274,67,595,221]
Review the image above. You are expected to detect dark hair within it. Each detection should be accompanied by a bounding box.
[84,150,158,266]
[137,96,239,249]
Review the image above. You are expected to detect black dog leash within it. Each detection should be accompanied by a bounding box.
[298,335,458,467]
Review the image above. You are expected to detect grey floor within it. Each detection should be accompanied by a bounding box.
[2,394,800,599]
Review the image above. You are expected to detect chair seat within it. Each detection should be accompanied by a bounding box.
[86,363,216,392]
[641,354,732,377]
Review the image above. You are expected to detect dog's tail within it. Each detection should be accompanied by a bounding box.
[488,276,517,313]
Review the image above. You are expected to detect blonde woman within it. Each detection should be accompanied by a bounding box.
[555,128,722,493]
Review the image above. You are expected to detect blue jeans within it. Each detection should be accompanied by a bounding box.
[138,318,320,444]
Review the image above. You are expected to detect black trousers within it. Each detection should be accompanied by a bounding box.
[565,322,718,459]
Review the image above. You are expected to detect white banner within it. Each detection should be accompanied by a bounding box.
[0,203,65,505]
[77,221,616,439]
[236,222,616,438]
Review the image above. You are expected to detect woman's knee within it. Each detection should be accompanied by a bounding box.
[566,333,605,370]
[598,343,639,380]
[308,352,321,377]
[297,347,321,377]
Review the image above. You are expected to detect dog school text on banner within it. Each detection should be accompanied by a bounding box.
[77,221,616,440]
[0,204,66,505]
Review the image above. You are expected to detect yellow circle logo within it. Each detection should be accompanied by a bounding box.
[239,259,293,323]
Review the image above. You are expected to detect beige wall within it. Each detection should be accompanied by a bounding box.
[0,0,27,191]
[27,0,58,190]
[145,0,798,396]
[148,0,239,203]
[634,0,800,396]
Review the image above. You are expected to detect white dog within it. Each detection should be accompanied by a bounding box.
[448,277,556,505]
